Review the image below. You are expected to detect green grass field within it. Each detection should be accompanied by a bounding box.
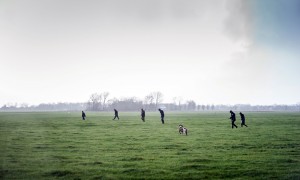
[0,111,299,179]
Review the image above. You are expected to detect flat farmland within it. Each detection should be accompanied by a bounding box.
[0,112,299,179]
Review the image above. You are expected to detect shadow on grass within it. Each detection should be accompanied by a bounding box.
[45,170,74,177]
[163,144,181,149]
[92,175,105,180]
[188,158,213,163]
[81,161,103,165]
[181,164,208,170]
[121,157,144,161]
[122,168,151,174]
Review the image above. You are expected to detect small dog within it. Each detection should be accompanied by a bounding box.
[179,124,188,135]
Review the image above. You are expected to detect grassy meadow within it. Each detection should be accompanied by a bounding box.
[0,111,299,179]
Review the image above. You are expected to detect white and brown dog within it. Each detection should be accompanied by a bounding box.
[179,124,188,135]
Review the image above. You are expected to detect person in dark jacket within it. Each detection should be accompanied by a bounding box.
[141,108,145,122]
[158,108,165,124]
[113,109,119,120]
[229,110,237,128]
[82,111,86,120]
[240,112,248,127]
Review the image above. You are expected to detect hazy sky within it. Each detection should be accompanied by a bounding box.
[1,0,300,106]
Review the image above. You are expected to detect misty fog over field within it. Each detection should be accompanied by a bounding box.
[1,0,299,107]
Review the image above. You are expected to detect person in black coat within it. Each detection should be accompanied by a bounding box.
[113,109,119,120]
[229,110,237,128]
[158,108,165,124]
[141,108,145,122]
[240,112,248,127]
[82,111,86,120]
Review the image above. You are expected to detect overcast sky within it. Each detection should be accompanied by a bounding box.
[0,0,300,106]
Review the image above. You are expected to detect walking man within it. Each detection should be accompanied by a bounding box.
[240,112,248,127]
[158,108,165,124]
[141,108,145,122]
[82,111,86,120]
[229,110,237,128]
[113,109,119,120]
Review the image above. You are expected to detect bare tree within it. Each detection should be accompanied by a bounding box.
[20,103,29,108]
[172,97,177,105]
[110,97,142,111]
[197,105,201,111]
[88,93,102,111]
[107,98,118,109]
[173,96,183,110]
[211,104,215,111]
[144,94,154,110]
[297,102,300,111]
[178,97,183,111]
[172,97,178,110]
[186,100,196,111]
[206,104,210,111]
[101,92,110,110]
[151,91,163,109]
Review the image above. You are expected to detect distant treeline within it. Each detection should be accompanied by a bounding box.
[0,103,86,112]
[1,102,299,112]
[1,91,299,112]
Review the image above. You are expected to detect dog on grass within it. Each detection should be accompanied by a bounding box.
[179,125,188,135]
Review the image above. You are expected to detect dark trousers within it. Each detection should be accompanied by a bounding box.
[161,117,164,124]
[232,121,237,128]
[141,116,145,122]
[241,121,248,127]
[113,115,119,120]
[82,117,85,120]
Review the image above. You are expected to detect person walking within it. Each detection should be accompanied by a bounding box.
[141,108,145,122]
[229,110,237,128]
[158,108,165,124]
[240,112,248,127]
[113,109,119,120]
[82,111,86,120]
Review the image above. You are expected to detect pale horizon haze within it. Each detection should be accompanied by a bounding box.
[1,0,300,106]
